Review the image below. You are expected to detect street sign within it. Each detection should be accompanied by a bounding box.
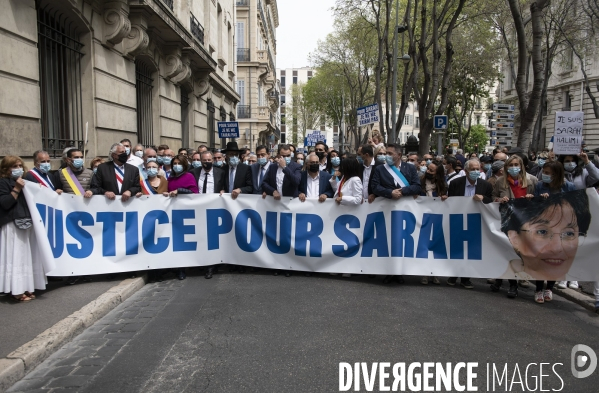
[492,113,515,120]
[491,131,514,138]
[449,139,459,144]
[357,104,379,126]
[434,115,448,130]
[492,103,515,112]
[493,121,515,129]
[217,122,240,138]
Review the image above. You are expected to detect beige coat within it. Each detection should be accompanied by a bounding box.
[492,173,537,200]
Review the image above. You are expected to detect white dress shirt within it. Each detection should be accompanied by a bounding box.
[319,158,327,172]
[464,179,477,197]
[306,172,321,198]
[334,176,363,205]
[362,160,374,199]
[199,169,214,194]
[228,166,237,193]
[275,165,285,194]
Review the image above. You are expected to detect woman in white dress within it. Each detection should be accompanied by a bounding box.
[0,156,46,302]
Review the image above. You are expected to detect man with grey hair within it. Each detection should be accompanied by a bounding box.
[25,150,62,193]
[298,153,334,202]
[90,142,140,201]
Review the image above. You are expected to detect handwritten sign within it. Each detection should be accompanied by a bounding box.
[357,104,379,126]
[305,131,325,147]
[554,111,583,155]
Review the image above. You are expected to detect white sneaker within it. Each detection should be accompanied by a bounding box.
[534,291,545,304]
[543,289,553,302]
[556,281,567,289]
[568,281,579,289]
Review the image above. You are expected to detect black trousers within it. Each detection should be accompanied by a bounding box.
[495,279,517,287]
[536,281,556,291]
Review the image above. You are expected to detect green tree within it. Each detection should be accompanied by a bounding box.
[463,124,489,154]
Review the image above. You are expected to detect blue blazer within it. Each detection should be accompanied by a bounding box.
[298,170,335,198]
[261,161,302,197]
[371,163,421,198]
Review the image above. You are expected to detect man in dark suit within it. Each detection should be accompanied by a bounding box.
[444,159,493,289]
[370,143,421,284]
[298,153,334,202]
[222,141,253,199]
[357,144,381,204]
[250,145,271,194]
[91,143,141,201]
[261,144,301,200]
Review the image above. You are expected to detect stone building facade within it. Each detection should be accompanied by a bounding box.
[1,0,239,165]
[234,0,279,152]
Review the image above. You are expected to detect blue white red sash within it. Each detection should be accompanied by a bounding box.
[384,163,408,188]
[29,168,55,190]
[114,165,125,192]
[140,178,157,195]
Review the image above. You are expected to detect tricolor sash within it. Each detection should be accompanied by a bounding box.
[114,165,125,192]
[140,178,157,195]
[29,168,55,190]
[384,163,408,188]
[61,167,85,195]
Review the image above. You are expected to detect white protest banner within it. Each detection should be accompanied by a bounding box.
[554,111,584,155]
[23,182,599,281]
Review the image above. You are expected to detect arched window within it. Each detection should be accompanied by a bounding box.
[135,61,154,146]
[37,6,84,157]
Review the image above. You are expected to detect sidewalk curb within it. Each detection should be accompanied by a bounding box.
[0,276,146,393]
[553,287,597,313]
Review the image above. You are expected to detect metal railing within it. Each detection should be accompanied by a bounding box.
[237,105,251,118]
[136,61,154,147]
[237,48,250,62]
[162,0,173,10]
[236,0,249,5]
[190,13,204,45]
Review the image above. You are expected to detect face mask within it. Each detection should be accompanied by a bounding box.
[258,157,268,166]
[157,156,164,164]
[331,157,341,167]
[229,156,240,167]
[125,148,131,156]
[316,151,325,160]
[297,159,304,166]
[356,156,364,165]
[93,167,98,174]
[72,158,84,169]
[468,170,480,181]
[244,160,249,165]
[406,161,415,166]
[39,163,51,174]
[214,160,224,167]
[419,166,427,173]
[147,168,158,177]
[507,167,521,177]
[484,164,491,171]
[290,152,295,158]
[426,160,432,165]
[135,151,143,158]
[173,164,183,173]
[308,164,320,173]
[564,162,577,171]
[542,174,552,183]
[377,155,386,163]
[117,153,129,164]
[192,161,202,168]
[162,157,172,166]
[537,159,545,167]
[11,168,23,179]
[202,162,213,171]
[147,157,157,164]
[385,156,395,166]
[425,173,434,180]
[284,157,292,165]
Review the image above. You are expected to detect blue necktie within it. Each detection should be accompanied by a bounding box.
[258,167,264,185]
[229,169,234,193]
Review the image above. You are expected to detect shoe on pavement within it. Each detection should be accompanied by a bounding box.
[487,279,496,284]
[67,276,80,285]
[205,268,213,279]
[568,281,579,289]
[490,283,501,292]
[432,277,441,285]
[507,285,518,298]
[543,289,553,302]
[421,277,429,285]
[446,278,457,286]
[460,280,474,289]
[534,291,545,303]
[556,281,567,289]
[518,280,531,288]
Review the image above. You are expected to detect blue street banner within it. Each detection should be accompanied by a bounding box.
[305,131,326,147]
[218,122,240,138]
[23,182,599,281]
[357,104,379,127]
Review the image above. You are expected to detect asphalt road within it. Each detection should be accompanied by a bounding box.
[7,270,599,392]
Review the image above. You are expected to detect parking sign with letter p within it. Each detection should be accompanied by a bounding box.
[434,115,448,130]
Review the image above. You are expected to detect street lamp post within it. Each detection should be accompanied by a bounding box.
[390,0,409,145]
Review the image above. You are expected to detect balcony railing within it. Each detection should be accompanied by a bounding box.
[237,48,249,62]
[162,0,173,10]
[190,13,204,45]
[237,105,251,118]
[236,0,249,5]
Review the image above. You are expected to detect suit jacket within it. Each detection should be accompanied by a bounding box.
[447,176,493,203]
[191,166,226,193]
[91,161,141,195]
[366,161,383,196]
[298,170,335,198]
[370,162,421,198]
[223,163,253,194]
[261,161,302,197]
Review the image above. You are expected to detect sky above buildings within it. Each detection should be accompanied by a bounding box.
[276,0,337,69]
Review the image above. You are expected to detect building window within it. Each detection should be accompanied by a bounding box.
[564,91,571,110]
[308,70,313,77]
[280,106,286,114]
[280,95,285,104]
[292,77,297,84]
[207,99,216,148]
[281,70,286,76]
[37,6,84,157]
[237,80,245,105]
[135,61,154,146]
[181,87,190,145]
[281,76,285,86]
[161,0,173,10]
[414,117,420,128]
[190,13,204,44]
[403,115,411,126]
[293,70,298,76]
[476,115,481,125]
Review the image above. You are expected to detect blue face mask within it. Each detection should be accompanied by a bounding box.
[147,168,158,177]
[542,174,552,183]
[134,151,144,158]
[484,164,491,171]
[419,166,427,173]
[537,159,545,167]
[385,155,395,166]
[507,167,521,177]
[468,170,480,181]
[426,160,432,165]
[39,163,51,174]
[229,156,240,167]
[564,162,577,171]
[297,159,304,166]
[173,164,183,174]
[93,167,98,174]
[356,156,364,165]
[11,168,23,179]
[157,156,164,164]
[192,161,202,168]
[72,158,84,169]
[284,157,292,165]
[290,152,295,158]
[147,157,157,164]
[258,157,268,166]
[214,160,224,167]
[331,157,341,166]
[125,148,131,156]
[377,155,386,163]
[162,157,172,166]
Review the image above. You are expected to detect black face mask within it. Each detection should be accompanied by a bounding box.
[425,173,434,180]
[202,162,213,171]
[116,152,128,164]
[308,164,320,173]
[315,151,325,160]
